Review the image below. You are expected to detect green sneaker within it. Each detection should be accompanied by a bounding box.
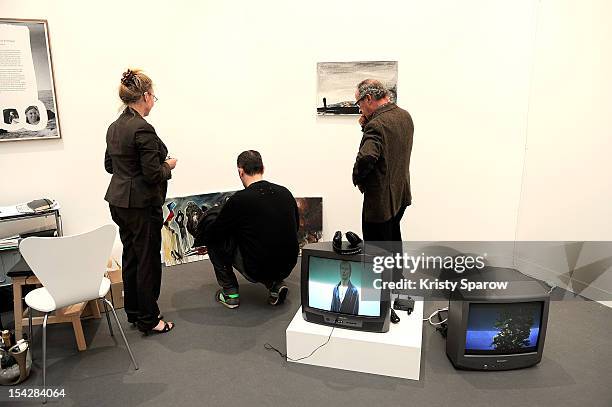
[216,289,240,309]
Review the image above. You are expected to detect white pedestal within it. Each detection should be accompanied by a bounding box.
[286,300,424,380]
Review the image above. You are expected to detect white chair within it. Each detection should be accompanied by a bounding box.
[19,224,138,403]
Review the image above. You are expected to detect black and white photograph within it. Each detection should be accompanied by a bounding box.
[0,19,60,142]
[316,61,398,115]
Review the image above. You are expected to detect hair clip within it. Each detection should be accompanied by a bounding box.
[121,69,135,86]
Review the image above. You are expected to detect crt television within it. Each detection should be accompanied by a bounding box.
[446,267,550,370]
[300,242,392,333]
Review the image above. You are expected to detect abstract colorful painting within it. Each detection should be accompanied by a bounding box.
[162,193,323,267]
[162,191,235,266]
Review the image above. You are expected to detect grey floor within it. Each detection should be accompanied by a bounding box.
[3,260,612,407]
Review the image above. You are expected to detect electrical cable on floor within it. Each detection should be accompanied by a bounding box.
[422,306,449,338]
[265,321,336,362]
[423,307,448,326]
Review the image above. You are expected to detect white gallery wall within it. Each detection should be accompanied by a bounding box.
[0,1,610,285]
[517,0,612,240]
[515,0,612,304]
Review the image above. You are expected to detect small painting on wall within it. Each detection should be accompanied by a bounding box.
[317,61,397,115]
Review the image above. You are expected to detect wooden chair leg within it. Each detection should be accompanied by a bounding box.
[88,300,101,319]
[13,280,23,340]
[71,316,87,351]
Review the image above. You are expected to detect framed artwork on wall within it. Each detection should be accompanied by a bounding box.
[0,19,61,142]
[316,61,398,115]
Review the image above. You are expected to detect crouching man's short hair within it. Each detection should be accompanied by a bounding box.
[237,150,264,175]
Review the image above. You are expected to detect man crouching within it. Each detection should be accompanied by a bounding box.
[204,150,299,308]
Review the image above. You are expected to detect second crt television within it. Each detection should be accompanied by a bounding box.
[446,267,550,371]
[300,242,392,333]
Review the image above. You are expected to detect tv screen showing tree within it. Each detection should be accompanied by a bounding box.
[465,302,543,355]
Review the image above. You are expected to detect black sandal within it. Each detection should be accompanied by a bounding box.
[132,314,164,328]
[142,321,175,336]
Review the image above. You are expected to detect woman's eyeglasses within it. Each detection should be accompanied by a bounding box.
[145,92,158,102]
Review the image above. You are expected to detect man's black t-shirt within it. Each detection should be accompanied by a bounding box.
[206,180,299,281]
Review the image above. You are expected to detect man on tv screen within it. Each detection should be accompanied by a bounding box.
[330,261,360,314]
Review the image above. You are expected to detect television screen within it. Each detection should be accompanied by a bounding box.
[307,256,381,317]
[465,302,543,355]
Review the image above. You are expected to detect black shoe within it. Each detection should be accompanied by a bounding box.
[216,289,240,309]
[128,316,138,327]
[268,282,288,306]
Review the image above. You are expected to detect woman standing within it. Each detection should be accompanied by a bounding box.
[104,69,176,334]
